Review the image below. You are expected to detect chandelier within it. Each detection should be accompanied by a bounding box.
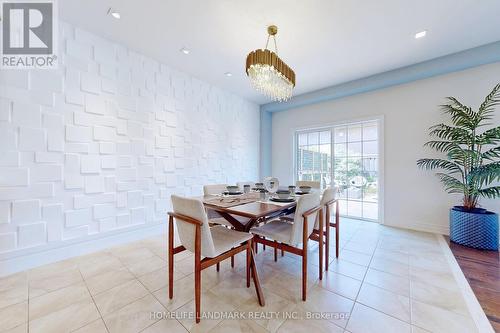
[246,25,295,102]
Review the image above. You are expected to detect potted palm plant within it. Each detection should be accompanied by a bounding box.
[417,84,500,250]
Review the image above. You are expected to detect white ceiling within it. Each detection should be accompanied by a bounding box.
[60,0,500,104]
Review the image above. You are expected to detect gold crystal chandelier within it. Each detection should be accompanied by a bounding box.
[246,25,295,102]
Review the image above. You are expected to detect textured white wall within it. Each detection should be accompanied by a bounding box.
[272,62,500,234]
[0,22,260,260]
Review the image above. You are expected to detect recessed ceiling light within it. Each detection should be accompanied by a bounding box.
[415,30,427,39]
[224,72,232,77]
[107,8,120,19]
[180,47,190,55]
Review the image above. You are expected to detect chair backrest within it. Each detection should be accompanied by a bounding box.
[314,186,338,229]
[171,195,217,258]
[203,184,227,196]
[290,193,320,246]
[296,180,321,190]
[237,181,255,190]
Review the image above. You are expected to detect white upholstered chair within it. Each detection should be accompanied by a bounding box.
[168,195,263,323]
[250,193,322,301]
[203,184,228,196]
[296,180,321,190]
[202,184,233,228]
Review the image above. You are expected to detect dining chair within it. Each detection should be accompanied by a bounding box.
[280,186,340,268]
[169,195,264,323]
[296,180,321,190]
[250,193,322,301]
[202,183,238,269]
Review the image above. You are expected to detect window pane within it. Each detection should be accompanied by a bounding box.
[298,133,308,146]
[334,143,347,157]
[320,131,331,144]
[363,122,378,141]
[348,142,362,156]
[363,141,378,156]
[348,201,362,218]
[334,127,347,143]
[363,202,378,219]
[308,132,319,146]
[348,125,362,142]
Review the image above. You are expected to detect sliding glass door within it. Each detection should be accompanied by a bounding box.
[295,119,380,221]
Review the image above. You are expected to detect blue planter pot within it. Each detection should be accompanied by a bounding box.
[450,206,499,250]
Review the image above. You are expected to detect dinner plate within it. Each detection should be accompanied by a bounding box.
[223,191,243,195]
[295,191,310,195]
[270,197,295,203]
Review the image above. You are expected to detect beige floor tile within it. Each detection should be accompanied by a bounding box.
[72,319,108,333]
[208,273,260,309]
[102,294,165,333]
[373,248,409,265]
[411,325,431,333]
[238,288,296,333]
[364,268,410,297]
[295,285,354,328]
[276,317,344,333]
[29,268,83,298]
[0,272,28,310]
[338,249,372,266]
[328,259,368,281]
[209,319,269,333]
[84,267,135,296]
[142,318,187,333]
[153,274,195,311]
[357,283,410,322]
[29,299,100,333]
[0,301,27,331]
[369,256,409,277]
[409,267,458,292]
[29,282,91,321]
[262,271,315,303]
[112,247,157,266]
[346,303,411,333]
[28,259,78,281]
[410,280,469,316]
[343,241,377,255]
[125,255,166,276]
[78,254,124,279]
[2,324,27,333]
[175,291,235,333]
[316,270,361,300]
[93,279,149,315]
[138,266,186,292]
[411,299,478,333]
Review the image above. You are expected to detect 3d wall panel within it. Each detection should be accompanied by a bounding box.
[0,22,260,256]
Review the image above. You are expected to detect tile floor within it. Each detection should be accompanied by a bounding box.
[0,219,482,333]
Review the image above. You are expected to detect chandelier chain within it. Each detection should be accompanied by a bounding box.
[264,34,278,55]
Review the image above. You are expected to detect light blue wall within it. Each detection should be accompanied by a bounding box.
[259,40,500,176]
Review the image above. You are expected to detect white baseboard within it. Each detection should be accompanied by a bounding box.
[0,223,166,278]
[384,220,449,236]
[437,235,494,333]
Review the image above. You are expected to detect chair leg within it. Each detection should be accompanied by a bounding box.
[194,225,201,323]
[168,216,174,299]
[231,255,234,268]
[216,262,220,272]
[318,209,324,281]
[336,200,340,258]
[246,240,251,288]
[281,249,284,257]
[263,244,266,251]
[325,215,330,271]
[274,247,277,262]
[302,247,308,301]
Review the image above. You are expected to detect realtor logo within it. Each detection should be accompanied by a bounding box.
[1,0,58,68]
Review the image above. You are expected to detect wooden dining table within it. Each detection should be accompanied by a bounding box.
[200,192,297,232]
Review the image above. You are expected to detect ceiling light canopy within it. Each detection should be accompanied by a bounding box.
[415,30,427,39]
[180,47,190,55]
[107,8,120,19]
[246,25,295,102]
